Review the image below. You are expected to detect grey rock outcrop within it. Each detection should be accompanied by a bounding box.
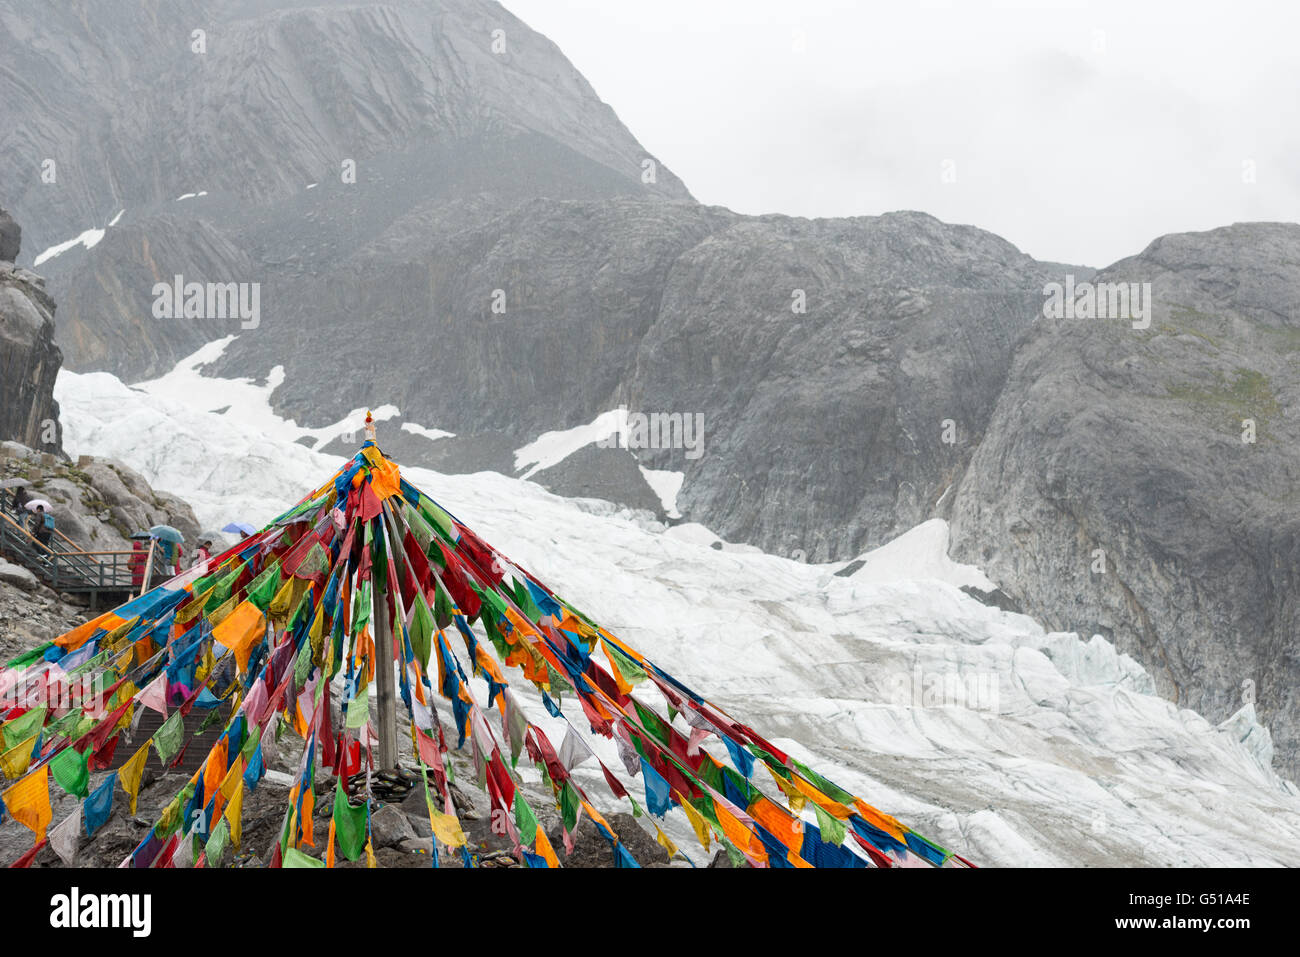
[950,222,1300,777]
[0,212,62,454]
[1,442,200,555]
[0,207,18,262]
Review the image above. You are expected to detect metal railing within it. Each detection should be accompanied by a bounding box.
[0,497,142,600]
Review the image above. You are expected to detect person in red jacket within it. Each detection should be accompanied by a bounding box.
[129,538,148,591]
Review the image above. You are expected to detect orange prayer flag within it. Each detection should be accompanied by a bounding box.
[53,610,118,650]
[212,601,267,674]
[202,739,229,807]
[534,826,560,868]
[749,795,803,853]
[853,799,909,843]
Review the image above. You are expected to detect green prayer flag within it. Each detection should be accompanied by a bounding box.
[345,685,370,729]
[157,782,195,839]
[196,706,225,735]
[432,579,455,629]
[45,711,83,741]
[2,705,47,751]
[283,846,324,868]
[794,760,856,805]
[240,724,262,763]
[511,579,543,622]
[417,497,456,543]
[559,779,580,833]
[812,802,846,846]
[353,581,372,635]
[246,563,283,612]
[50,743,90,798]
[293,643,313,687]
[153,710,185,766]
[513,791,539,845]
[633,701,672,747]
[605,640,649,687]
[205,816,229,867]
[409,591,435,669]
[332,785,368,862]
[722,837,746,868]
[4,643,53,670]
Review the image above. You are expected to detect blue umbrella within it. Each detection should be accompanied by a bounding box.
[222,521,256,536]
[149,524,183,544]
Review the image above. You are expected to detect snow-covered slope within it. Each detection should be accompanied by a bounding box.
[53,361,1300,867]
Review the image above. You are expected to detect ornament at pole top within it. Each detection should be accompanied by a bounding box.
[365,410,377,442]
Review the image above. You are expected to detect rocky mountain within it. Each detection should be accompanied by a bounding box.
[950,221,1300,778]
[0,208,63,453]
[1,0,1297,780]
[1,0,689,378]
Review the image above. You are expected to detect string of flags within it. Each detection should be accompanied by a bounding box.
[0,443,973,869]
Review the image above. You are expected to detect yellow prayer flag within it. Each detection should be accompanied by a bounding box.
[365,838,377,869]
[680,797,712,853]
[225,780,244,850]
[768,764,807,812]
[3,765,51,842]
[654,823,679,860]
[119,740,151,815]
[219,756,246,803]
[428,804,468,848]
[0,734,38,779]
[326,818,336,869]
[177,586,215,625]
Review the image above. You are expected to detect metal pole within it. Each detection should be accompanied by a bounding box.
[138,539,156,599]
[373,553,399,770]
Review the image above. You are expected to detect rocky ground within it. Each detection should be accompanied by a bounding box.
[0,440,201,555]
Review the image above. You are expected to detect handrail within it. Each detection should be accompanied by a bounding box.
[0,508,55,556]
[0,500,144,595]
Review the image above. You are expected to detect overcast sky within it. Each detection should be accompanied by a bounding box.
[504,0,1299,268]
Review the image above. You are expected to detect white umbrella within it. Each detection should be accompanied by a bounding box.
[24,499,52,511]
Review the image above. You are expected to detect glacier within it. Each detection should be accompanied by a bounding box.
[51,351,1300,867]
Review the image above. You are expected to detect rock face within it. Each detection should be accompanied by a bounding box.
[0,0,689,380]
[0,207,18,261]
[950,222,1300,778]
[0,441,200,556]
[0,212,62,454]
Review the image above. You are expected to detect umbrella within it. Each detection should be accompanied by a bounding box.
[149,524,183,544]
[24,499,52,511]
[222,521,256,536]
[0,478,31,490]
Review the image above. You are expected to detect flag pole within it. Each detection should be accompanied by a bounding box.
[366,411,400,771]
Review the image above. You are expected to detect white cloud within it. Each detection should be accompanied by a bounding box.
[504,0,1300,266]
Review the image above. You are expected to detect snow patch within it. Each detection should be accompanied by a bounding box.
[401,422,455,443]
[514,409,624,479]
[841,519,997,591]
[638,466,683,518]
[33,227,105,267]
